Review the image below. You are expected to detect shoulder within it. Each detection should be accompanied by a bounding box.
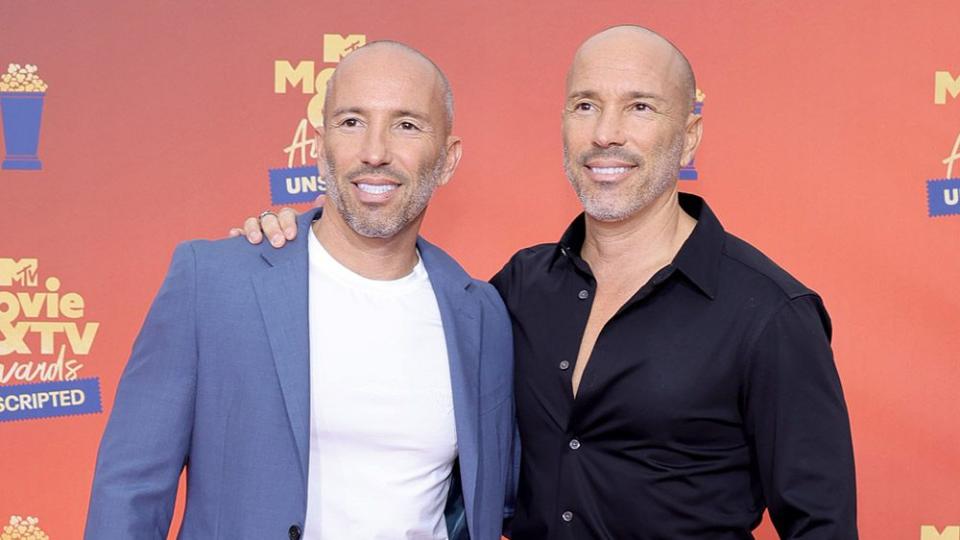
[717,232,832,339]
[500,242,558,271]
[170,236,274,276]
[490,242,557,298]
[719,232,818,302]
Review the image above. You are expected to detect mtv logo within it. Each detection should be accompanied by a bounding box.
[323,34,366,63]
[0,258,38,287]
[921,525,959,540]
[935,71,960,104]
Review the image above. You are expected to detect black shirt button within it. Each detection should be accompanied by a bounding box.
[289,525,302,540]
[569,438,581,450]
[559,360,570,370]
[578,289,590,300]
[561,510,574,522]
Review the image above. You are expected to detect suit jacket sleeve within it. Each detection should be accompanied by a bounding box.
[743,295,858,539]
[85,242,200,539]
[488,262,521,538]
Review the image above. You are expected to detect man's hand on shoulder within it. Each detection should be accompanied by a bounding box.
[227,195,324,247]
[227,207,299,247]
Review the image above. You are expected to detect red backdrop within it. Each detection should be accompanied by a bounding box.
[2,1,959,538]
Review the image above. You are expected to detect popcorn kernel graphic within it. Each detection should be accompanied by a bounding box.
[0,64,47,93]
[1,516,49,540]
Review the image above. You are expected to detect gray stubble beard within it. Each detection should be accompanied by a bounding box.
[321,149,447,239]
[563,134,684,222]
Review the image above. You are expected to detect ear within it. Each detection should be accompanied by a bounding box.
[680,113,703,167]
[437,135,463,187]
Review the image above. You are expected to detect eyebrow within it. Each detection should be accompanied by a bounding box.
[330,106,433,124]
[395,110,432,123]
[566,90,665,103]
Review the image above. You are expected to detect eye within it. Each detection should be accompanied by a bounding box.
[632,102,651,112]
[573,102,595,112]
[338,117,361,128]
[398,121,421,131]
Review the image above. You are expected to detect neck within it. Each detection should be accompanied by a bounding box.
[581,188,696,274]
[312,206,423,280]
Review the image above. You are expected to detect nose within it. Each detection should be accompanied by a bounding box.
[592,109,625,148]
[358,123,392,167]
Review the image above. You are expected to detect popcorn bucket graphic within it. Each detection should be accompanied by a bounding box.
[1,91,45,170]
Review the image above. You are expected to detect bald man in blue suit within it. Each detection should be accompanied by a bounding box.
[86,42,516,540]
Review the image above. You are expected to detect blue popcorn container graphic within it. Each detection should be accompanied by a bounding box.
[1,91,45,170]
[678,99,703,181]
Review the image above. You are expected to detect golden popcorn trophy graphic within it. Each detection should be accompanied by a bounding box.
[0,64,48,170]
[1,516,49,540]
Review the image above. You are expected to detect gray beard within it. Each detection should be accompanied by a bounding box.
[321,151,446,238]
[563,135,684,222]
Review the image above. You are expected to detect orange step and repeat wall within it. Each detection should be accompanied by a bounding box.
[2,1,959,539]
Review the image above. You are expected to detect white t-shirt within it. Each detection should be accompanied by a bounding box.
[304,231,458,540]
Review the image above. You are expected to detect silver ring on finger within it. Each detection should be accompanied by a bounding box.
[258,210,277,224]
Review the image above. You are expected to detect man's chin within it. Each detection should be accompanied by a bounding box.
[345,221,398,239]
[343,214,407,239]
[577,194,631,222]
[584,209,633,223]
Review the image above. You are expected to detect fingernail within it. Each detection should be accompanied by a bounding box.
[271,235,283,246]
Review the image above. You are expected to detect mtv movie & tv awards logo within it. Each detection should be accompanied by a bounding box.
[269,34,366,205]
[928,71,960,217]
[0,63,48,171]
[0,259,102,422]
[679,88,705,181]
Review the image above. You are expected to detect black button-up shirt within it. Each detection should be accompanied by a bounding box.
[491,194,857,539]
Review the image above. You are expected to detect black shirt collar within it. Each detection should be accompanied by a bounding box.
[556,193,725,299]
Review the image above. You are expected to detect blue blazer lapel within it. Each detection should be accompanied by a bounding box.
[418,238,483,531]
[249,210,320,484]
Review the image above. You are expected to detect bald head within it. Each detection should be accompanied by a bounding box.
[324,40,455,133]
[569,25,697,114]
[561,25,704,223]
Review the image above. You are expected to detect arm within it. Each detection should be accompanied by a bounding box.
[85,243,200,539]
[743,295,858,539]
[488,264,520,538]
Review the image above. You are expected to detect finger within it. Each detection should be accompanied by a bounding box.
[228,228,243,238]
[242,216,263,244]
[279,207,299,240]
[313,194,326,208]
[260,213,286,247]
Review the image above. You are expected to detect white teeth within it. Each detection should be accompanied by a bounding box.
[357,183,397,194]
[591,166,630,175]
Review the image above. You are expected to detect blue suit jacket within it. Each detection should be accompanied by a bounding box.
[86,209,517,539]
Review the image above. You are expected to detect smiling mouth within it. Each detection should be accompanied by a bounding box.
[587,166,634,175]
[583,163,638,182]
[356,183,398,195]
